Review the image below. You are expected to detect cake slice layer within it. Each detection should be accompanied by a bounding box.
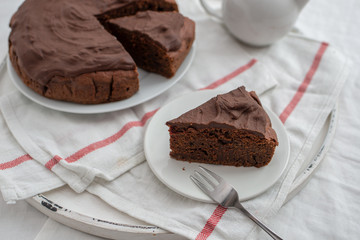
[166,87,278,167]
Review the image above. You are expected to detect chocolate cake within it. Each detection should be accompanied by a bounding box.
[107,11,195,78]
[166,87,279,167]
[8,0,193,104]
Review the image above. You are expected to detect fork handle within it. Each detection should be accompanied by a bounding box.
[235,202,283,240]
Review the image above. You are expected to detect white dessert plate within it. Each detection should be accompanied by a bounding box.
[6,44,195,114]
[144,90,290,203]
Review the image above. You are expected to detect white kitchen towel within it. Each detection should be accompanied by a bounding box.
[0,0,277,203]
[86,35,350,240]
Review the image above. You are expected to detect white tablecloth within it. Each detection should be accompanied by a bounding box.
[1,0,360,239]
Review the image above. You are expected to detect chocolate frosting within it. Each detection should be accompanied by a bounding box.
[109,11,184,51]
[9,0,178,86]
[9,0,137,85]
[167,87,278,141]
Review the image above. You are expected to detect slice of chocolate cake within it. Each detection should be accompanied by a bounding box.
[107,11,195,78]
[166,87,278,168]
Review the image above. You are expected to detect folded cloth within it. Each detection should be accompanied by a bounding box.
[85,34,349,240]
[0,0,350,239]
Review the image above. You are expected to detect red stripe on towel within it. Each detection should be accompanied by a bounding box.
[45,155,62,170]
[0,154,32,170]
[200,59,257,90]
[279,42,329,123]
[196,205,227,240]
[64,108,158,164]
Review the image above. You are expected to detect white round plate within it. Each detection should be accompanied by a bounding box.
[6,45,195,114]
[144,90,290,203]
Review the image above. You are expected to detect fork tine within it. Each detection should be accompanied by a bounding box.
[194,170,218,190]
[190,175,212,195]
[198,166,224,183]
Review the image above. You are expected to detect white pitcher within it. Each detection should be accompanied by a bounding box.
[200,0,309,46]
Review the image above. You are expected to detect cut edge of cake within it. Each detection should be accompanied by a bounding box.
[166,86,279,168]
[106,11,195,78]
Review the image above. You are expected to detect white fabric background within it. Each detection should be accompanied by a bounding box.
[1,0,360,240]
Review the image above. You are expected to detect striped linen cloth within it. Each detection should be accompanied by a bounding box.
[0,0,350,239]
[85,35,349,240]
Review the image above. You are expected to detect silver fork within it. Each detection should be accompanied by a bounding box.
[190,166,283,240]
